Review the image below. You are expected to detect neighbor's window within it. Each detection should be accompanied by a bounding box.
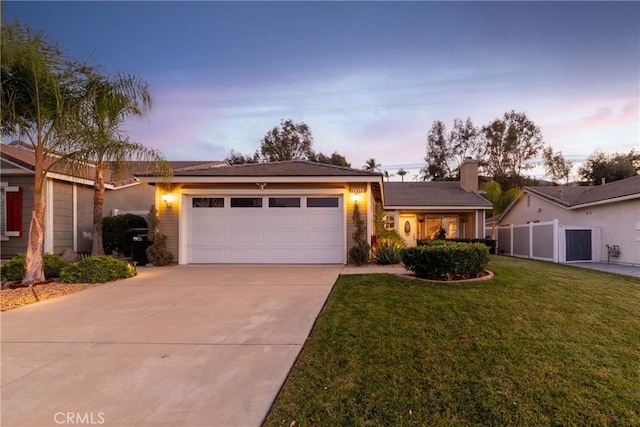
[231,197,263,208]
[383,215,395,230]
[192,197,224,208]
[269,197,300,208]
[307,197,339,208]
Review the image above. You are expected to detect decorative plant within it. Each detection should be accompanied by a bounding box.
[145,205,174,266]
[349,202,370,265]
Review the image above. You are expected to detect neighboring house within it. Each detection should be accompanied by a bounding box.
[382,159,492,247]
[137,158,491,265]
[0,141,226,258]
[493,175,640,266]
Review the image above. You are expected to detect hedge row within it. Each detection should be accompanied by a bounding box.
[60,255,136,283]
[417,238,496,254]
[402,242,489,280]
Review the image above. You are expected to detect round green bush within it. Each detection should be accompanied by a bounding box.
[1,253,68,281]
[60,255,136,283]
[402,242,489,280]
[102,214,147,256]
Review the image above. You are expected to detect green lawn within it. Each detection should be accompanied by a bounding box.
[264,256,640,426]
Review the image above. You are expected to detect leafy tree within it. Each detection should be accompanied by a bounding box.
[259,119,314,162]
[578,149,639,185]
[542,146,574,184]
[397,168,408,182]
[421,120,451,181]
[62,73,170,256]
[226,149,260,165]
[450,117,480,168]
[482,180,522,217]
[363,158,381,172]
[480,110,544,188]
[309,151,351,167]
[1,23,88,284]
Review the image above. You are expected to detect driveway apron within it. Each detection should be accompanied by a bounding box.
[1,265,341,427]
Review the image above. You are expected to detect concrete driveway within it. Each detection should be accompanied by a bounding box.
[1,265,341,427]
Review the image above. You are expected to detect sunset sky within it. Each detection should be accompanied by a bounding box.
[3,1,639,180]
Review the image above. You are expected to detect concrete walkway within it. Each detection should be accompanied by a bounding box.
[1,265,341,427]
[571,262,640,278]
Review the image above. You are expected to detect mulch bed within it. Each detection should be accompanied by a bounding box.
[1,282,102,312]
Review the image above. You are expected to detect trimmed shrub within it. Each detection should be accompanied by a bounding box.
[60,255,136,283]
[349,203,370,265]
[417,238,497,254]
[374,241,404,265]
[102,214,147,256]
[1,253,68,281]
[402,242,489,280]
[145,205,174,266]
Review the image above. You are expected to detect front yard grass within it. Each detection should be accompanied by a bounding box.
[264,256,640,426]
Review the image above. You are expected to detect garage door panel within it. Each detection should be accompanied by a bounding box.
[306,230,341,244]
[230,214,265,228]
[268,213,302,227]
[191,231,226,245]
[190,248,226,263]
[268,231,303,244]
[268,248,302,262]
[230,249,265,262]
[230,231,264,245]
[305,248,342,263]
[306,213,341,227]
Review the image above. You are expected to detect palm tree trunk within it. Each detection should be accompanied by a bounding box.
[22,150,46,285]
[91,162,106,255]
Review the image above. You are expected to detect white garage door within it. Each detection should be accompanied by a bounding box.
[187,195,344,264]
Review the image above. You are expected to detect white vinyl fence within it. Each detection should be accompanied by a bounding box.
[496,219,601,264]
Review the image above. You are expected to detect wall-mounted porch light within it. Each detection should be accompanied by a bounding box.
[349,183,366,205]
[161,193,174,208]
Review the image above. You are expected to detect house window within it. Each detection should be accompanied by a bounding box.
[383,215,395,230]
[426,216,457,239]
[307,197,339,208]
[269,197,300,208]
[230,197,263,208]
[192,197,224,208]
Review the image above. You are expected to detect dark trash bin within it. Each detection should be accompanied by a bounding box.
[127,228,151,266]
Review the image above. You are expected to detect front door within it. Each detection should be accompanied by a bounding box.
[399,214,417,247]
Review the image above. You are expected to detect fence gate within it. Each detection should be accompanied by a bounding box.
[564,229,592,262]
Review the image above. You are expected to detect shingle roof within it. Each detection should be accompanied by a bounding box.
[383,181,492,208]
[138,160,382,177]
[525,175,640,207]
[0,143,225,188]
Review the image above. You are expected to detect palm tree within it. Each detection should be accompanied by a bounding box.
[363,157,381,172]
[397,168,408,182]
[383,170,394,181]
[64,73,170,255]
[1,23,87,284]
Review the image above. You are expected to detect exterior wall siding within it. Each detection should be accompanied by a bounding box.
[52,181,73,254]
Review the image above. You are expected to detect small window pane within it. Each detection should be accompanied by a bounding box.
[231,197,263,208]
[192,197,224,208]
[269,197,300,208]
[307,197,339,208]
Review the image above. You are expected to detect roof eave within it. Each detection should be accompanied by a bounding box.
[137,175,383,184]
[568,193,640,209]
